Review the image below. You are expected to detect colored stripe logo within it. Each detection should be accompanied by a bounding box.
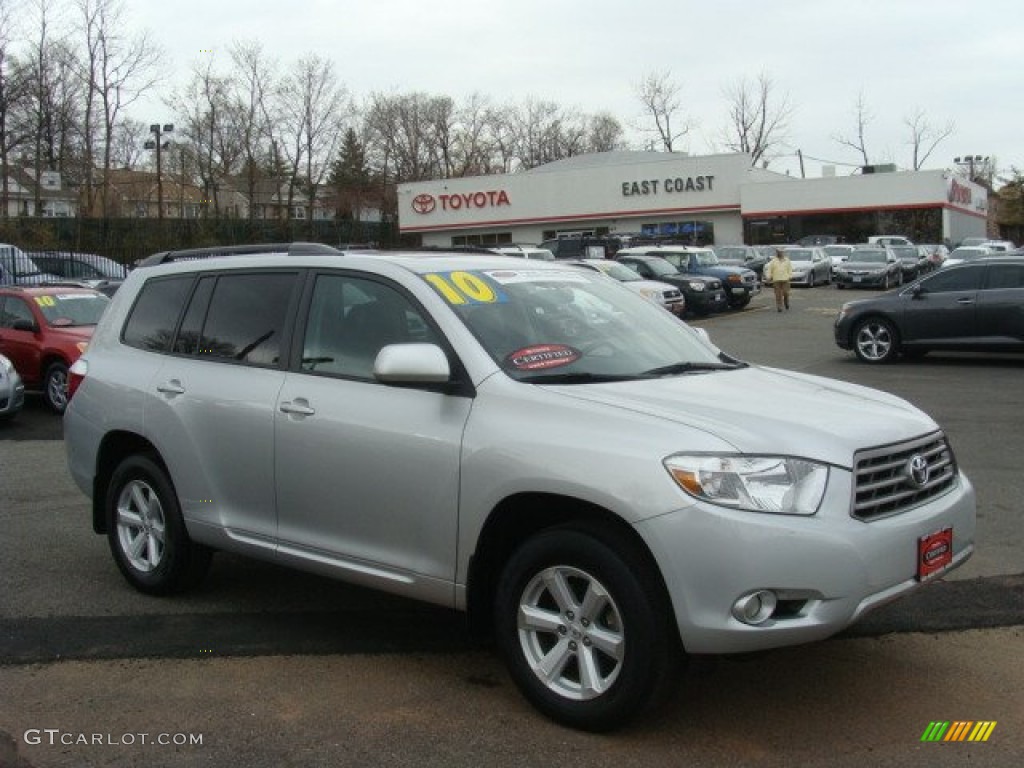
[921,721,997,742]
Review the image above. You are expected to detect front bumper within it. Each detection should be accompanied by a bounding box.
[834,272,888,288]
[0,378,24,417]
[635,470,976,654]
[687,289,728,312]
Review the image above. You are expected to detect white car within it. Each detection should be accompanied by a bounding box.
[942,246,995,267]
[491,244,555,261]
[567,258,686,315]
[64,245,976,732]
[0,353,25,419]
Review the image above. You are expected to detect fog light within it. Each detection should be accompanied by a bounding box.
[732,590,778,626]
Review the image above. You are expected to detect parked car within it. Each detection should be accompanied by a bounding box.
[977,240,1016,253]
[64,244,975,731]
[917,244,948,270]
[835,256,1024,363]
[0,352,24,420]
[779,246,832,286]
[715,245,770,278]
[0,244,61,286]
[833,247,902,289]
[538,237,614,260]
[618,245,760,308]
[490,244,556,261]
[867,235,913,247]
[29,252,128,296]
[566,259,685,315]
[889,244,926,281]
[0,285,109,412]
[796,234,840,246]
[614,252,728,314]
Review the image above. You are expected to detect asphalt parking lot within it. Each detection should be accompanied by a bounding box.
[1,283,1022,767]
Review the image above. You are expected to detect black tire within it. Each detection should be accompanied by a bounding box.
[729,296,751,310]
[807,273,815,288]
[494,525,682,732]
[853,317,899,364]
[43,361,69,414]
[106,454,212,595]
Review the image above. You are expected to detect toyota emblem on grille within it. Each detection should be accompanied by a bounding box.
[412,194,436,214]
[906,454,930,488]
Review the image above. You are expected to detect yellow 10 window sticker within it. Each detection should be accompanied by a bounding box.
[423,271,507,305]
[34,295,56,307]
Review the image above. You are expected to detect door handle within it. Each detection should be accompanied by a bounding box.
[280,399,315,416]
[956,298,975,305]
[156,379,185,395]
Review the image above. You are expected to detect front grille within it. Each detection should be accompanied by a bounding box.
[741,274,757,285]
[851,433,958,521]
[664,289,682,300]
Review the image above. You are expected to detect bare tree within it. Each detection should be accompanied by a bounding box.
[0,0,31,217]
[634,70,691,152]
[832,91,873,167]
[75,0,162,217]
[108,116,147,168]
[228,40,277,220]
[721,72,793,166]
[277,53,347,227]
[904,108,954,170]
[587,112,625,154]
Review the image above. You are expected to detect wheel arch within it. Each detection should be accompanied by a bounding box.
[91,431,165,534]
[465,493,674,642]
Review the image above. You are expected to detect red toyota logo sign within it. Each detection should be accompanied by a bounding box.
[412,194,436,214]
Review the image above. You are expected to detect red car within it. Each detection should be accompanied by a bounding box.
[0,285,109,412]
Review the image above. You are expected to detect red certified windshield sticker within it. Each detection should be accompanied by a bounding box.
[506,344,581,371]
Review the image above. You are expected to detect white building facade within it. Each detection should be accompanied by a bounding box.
[398,151,989,248]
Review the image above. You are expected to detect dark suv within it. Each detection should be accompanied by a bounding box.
[618,245,760,309]
[614,253,727,314]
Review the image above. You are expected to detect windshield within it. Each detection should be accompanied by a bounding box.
[421,267,729,382]
[786,249,814,262]
[0,247,46,278]
[590,261,642,282]
[891,246,918,260]
[638,259,679,278]
[691,250,718,266]
[851,250,888,264]
[823,246,852,257]
[35,292,110,326]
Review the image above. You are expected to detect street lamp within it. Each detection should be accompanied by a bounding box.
[144,123,174,220]
[954,155,989,183]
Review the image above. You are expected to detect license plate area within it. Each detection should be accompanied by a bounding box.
[917,527,953,581]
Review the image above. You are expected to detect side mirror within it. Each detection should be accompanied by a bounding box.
[374,343,450,384]
[12,319,36,332]
[911,283,925,298]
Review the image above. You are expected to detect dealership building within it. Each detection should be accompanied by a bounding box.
[397,151,989,248]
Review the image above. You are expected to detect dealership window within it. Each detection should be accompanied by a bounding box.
[451,233,512,247]
[638,221,715,245]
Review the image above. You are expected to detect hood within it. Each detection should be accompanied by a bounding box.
[46,324,95,342]
[840,259,891,270]
[543,366,937,468]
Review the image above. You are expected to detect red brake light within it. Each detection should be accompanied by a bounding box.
[67,358,88,402]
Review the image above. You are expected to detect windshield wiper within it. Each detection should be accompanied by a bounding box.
[519,372,643,384]
[641,361,747,377]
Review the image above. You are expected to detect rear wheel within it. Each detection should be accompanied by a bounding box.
[494,525,681,732]
[43,361,69,414]
[853,318,899,363]
[106,455,212,595]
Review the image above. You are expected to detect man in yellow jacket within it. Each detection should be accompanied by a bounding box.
[763,248,793,312]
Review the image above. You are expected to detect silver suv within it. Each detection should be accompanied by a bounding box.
[65,244,976,731]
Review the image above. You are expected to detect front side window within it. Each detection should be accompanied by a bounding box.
[197,273,297,366]
[300,273,438,379]
[0,297,35,329]
[920,266,982,293]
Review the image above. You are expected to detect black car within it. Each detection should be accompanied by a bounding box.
[834,256,1024,363]
[615,253,727,315]
[889,245,925,281]
[30,252,127,297]
[715,245,770,278]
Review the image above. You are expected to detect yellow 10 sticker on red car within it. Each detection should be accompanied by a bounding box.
[423,271,507,305]
[34,295,56,307]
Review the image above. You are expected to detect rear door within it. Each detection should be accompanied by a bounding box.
[976,262,1024,344]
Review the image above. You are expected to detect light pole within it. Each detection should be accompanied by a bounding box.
[954,155,989,184]
[144,123,174,220]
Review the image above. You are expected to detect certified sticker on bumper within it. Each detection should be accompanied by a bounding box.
[918,527,953,580]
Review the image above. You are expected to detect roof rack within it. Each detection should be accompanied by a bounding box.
[135,242,344,267]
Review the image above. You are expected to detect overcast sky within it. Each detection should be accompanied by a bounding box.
[132,0,1022,182]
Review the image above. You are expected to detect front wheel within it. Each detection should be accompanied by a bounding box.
[43,361,69,413]
[853,317,899,363]
[494,526,681,732]
[106,455,212,595]
[729,296,751,310]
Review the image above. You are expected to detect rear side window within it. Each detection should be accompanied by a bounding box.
[197,273,297,366]
[985,263,1024,289]
[123,276,194,351]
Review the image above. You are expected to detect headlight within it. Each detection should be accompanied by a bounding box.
[638,288,660,301]
[688,282,706,292]
[664,454,829,516]
[0,355,12,375]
